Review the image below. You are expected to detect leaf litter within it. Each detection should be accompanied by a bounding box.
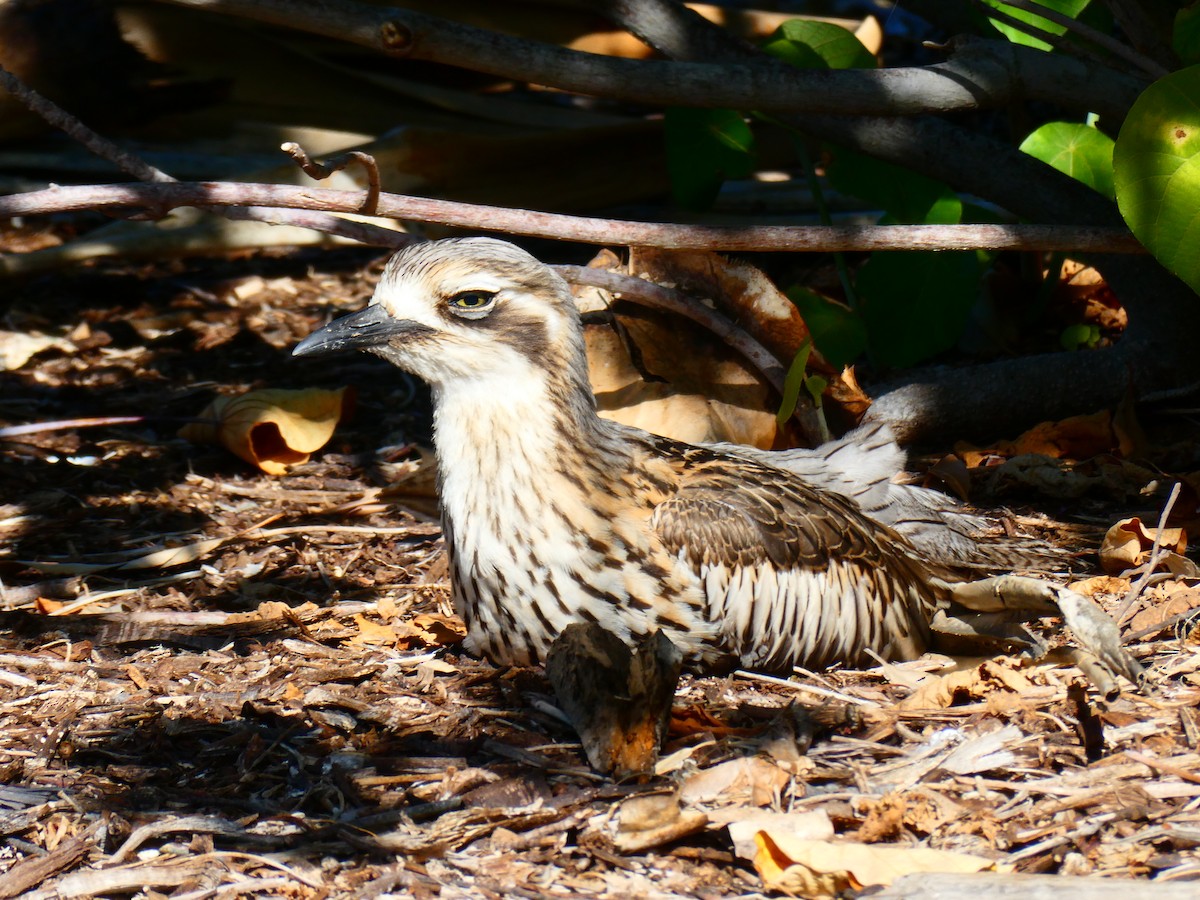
[1,248,1199,897]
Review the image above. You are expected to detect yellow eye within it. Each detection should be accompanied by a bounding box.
[448,290,496,311]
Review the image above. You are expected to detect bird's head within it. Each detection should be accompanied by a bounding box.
[293,238,587,391]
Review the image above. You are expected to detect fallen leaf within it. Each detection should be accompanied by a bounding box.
[719,808,834,858]
[576,247,844,448]
[749,832,1005,896]
[179,387,353,475]
[678,757,791,807]
[410,612,467,646]
[1099,516,1187,575]
[349,614,400,647]
[900,660,1034,710]
[0,330,74,370]
[1055,259,1127,333]
[1128,584,1200,634]
[1069,575,1132,597]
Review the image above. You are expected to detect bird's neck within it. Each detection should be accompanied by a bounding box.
[431,362,628,500]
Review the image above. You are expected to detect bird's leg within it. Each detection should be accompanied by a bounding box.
[936,575,1147,693]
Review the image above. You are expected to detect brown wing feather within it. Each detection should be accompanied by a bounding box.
[648,442,939,670]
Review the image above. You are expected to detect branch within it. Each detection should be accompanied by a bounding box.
[554,264,786,392]
[0,181,1144,257]
[0,58,410,249]
[149,0,1145,121]
[576,0,1200,444]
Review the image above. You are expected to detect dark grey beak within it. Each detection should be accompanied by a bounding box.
[293,305,428,357]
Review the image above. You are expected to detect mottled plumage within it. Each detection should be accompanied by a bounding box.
[293,238,1029,673]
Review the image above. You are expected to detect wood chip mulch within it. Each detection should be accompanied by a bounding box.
[2,244,1200,898]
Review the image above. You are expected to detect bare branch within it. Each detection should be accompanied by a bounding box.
[148,0,1145,121]
[0,182,1144,256]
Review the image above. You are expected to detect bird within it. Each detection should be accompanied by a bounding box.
[293,238,1034,674]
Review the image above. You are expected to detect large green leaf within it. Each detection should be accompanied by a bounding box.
[982,0,1091,51]
[664,107,756,210]
[857,252,982,368]
[828,149,962,225]
[1114,67,1200,293]
[786,287,867,369]
[763,20,876,70]
[1176,5,1200,66]
[1020,121,1115,199]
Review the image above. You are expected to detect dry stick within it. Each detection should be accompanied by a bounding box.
[281,141,381,214]
[0,63,172,184]
[555,265,785,394]
[991,0,1170,78]
[0,60,404,247]
[0,181,1146,253]
[1114,480,1182,627]
[0,416,147,439]
[1122,606,1200,644]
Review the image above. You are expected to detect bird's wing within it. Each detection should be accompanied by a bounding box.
[648,449,937,670]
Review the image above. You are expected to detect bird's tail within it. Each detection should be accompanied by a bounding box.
[729,422,1068,575]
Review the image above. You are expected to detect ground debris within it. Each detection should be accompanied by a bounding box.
[3,251,1200,896]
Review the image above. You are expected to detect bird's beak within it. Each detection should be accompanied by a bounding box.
[293,305,427,357]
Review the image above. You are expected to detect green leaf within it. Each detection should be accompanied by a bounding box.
[828,149,962,224]
[1019,121,1115,199]
[664,107,756,210]
[1114,66,1200,294]
[776,340,814,427]
[1060,323,1101,350]
[982,0,1091,51]
[763,20,876,70]
[785,286,867,369]
[1176,5,1200,66]
[857,252,982,369]
[803,374,828,409]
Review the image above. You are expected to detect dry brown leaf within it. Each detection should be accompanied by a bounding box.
[1056,259,1127,333]
[1099,517,1187,575]
[678,757,791,807]
[1069,575,1133,596]
[749,832,1005,896]
[720,809,835,859]
[576,248,849,448]
[179,387,353,475]
[900,660,1034,710]
[410,612,467,646]
[1002,411,1116,460]
[956,411,1118,471]
[348,614,400,648]
[1129,584,1200,634]
[628,247,814,369]
[0,330,74,370]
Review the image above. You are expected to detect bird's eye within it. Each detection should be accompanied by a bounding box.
[447,290,497,316]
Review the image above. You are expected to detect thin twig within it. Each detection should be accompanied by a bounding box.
[1122,605,1200,644]
[0,416,147,439]
[0,63,172,184]
[281,141,381,214]
[554,265,785,392]
[1115,481,1182,626]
